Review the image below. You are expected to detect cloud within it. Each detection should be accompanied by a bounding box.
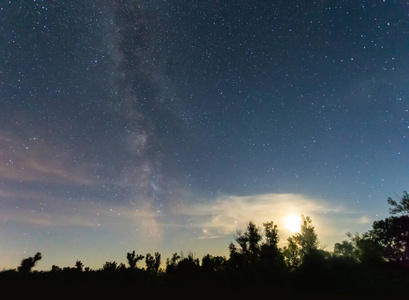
[359,216,371,224]
[172,193,362,246]
[0,194,164,241]
[0,130,100,185]
[0,186,374,252]
[0,204,98,229]
[0,129,164,245]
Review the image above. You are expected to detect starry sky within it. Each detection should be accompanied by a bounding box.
[1,0,409,270]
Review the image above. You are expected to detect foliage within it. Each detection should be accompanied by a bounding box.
[202,254,226,273]
[263,221,279,247]
[260,221,285,272]
[166,252,200,276]
[102,261,118,272]
[165,252,181,273]
[51,265,61,272]
[387,191,409,215]
[75,260,84,272]
[283,236,300,269]
[145,252,161,274]
[126,251,144,269]
[283,215,318,269]
[175,252,200,275]
[17,252,42,272]
[229,221,262,267]
[371,216,409,267]
[369,192,409,268]
[333,240,356,259]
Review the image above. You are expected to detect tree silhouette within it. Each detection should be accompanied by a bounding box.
[102,261,118,272]
[371,216,409,267]
[176,252,200,275]
[283,215,318,269]
[230,221,262,265]
[295,215,319,256]
[228,242,243,270]
[166,252,181,273]
[75,260,84,272]
[145,252,161,274]
[283,237,300,269]
[126,251,144,269]
[333,240,356,259]
[344,232,383,265]
[368,192,409,268]
[263,221,279,247]
[18,252,42,272]
[260,221,285,273]
[202,254,226,273]
[387,191,409,215]
[51,265,61,272]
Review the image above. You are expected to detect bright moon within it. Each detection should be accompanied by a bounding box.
[285,215,301,233]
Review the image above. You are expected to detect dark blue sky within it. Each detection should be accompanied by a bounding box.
[1,0,408,269]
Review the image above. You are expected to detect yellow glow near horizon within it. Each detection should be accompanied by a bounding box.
[284,215,301,233]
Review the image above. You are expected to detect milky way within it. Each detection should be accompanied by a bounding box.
[1,0,409,269]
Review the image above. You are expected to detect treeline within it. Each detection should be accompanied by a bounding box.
[1,192,409,296]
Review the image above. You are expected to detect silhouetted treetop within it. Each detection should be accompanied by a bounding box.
[127,251,144,269]
[371,216,409,267]
[333,240,356,259]
[18,252,42,273]
[369,193,409,268]
[102,261,118,272]
[284,215,319,269]
[232,221,262,264]
[263,221,279,247]
[202,254,226,273]
[75,260,84,272]
[145,252,161,274]
[387,191,409,215]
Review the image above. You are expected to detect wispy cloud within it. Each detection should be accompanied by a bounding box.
[0,204,99,229]
[0,195,164,239]
[172,193,371,246]
[358,216,371,224]
[174,193,333,233]
[0,187,374,251]
[0,130,100,185]
[0,129,165,246]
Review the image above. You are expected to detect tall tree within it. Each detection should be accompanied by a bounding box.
[283,215,319,269]
[232,221,262,264]
[369,192,409,268]
[295,215,319,256]
[371,216,409,266]
[261,221,285,271]
[263,221,279,247]
[166,252,181,273]
[283,237,300,269]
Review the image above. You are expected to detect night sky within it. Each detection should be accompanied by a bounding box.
[1,0,409,270]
